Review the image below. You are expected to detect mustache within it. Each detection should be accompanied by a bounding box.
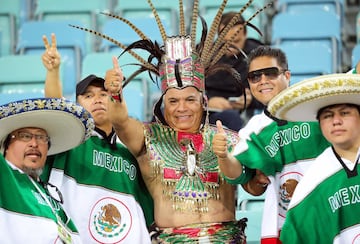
[25,149,42,157]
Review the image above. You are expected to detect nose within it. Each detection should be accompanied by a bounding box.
[29,136,39,147]
[257,73,269,84]
[177,100,187,111]
[94,94,104,103]
[332,113,342,125]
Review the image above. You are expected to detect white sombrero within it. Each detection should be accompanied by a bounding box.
[267,73,360,121]
[0,98,94,155]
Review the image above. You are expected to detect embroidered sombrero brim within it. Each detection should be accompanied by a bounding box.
[0,98,94,155]
[267,74,360,121]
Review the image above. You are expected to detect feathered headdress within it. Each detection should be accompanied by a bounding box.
[70,0,271,124]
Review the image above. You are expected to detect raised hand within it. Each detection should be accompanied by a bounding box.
[104,56,124,95]
[212,120,228,159]
[41,33,61,71]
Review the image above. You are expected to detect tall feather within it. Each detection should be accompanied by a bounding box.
[205,0,255,67]
[195,16,208,55]
[146,0,167,43]
[209,2,273,67]
[201,0,228,64]
[179,0,186,36]
[190,0,200,51]
[69,24,155,73]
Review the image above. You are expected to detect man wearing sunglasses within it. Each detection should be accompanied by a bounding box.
[213,45,330,243]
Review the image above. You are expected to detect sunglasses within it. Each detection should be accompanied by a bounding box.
[247,67,287,84]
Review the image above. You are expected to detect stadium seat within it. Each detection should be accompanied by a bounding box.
[352,44,360,67]
[0,55,47,100]
[236,185,264,244]
[236,209,262,244]
[271,11,341,72]
[275,41,333,85]
[357,11,360,43]
[34,0,111,52]
[17,20,86,100]
[115,0,178,35]
[276,0,344,19]
[100,16,167,52]
[123,86,146,122]
[0,0,22,55]
[237,185,265,211]
[0,92,45,106]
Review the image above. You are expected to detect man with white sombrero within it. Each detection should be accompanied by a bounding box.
[267,73,360,243]
[0,97,94,243]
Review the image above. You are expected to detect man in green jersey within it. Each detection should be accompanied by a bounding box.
[267,73,360,243]
[41,33,154,243]
[0,97,94,243]
[213,46,331,243]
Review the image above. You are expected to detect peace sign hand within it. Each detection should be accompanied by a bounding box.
[41,33,61,71]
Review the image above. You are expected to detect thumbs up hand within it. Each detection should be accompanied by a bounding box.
[105,56,124,95]
[212,120,228,159]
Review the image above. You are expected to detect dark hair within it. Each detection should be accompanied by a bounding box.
[218,11,247,34]
[246,46,288,71]
[316,103,360,120]
[3,134,11,157]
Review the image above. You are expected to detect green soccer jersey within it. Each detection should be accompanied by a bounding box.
[231,112,330,242]
[0,155,81,243]
[281,147,360,244]
[42,134,154,243]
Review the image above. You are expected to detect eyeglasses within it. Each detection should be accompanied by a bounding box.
[11,131,50,144]
[247,67,287,84]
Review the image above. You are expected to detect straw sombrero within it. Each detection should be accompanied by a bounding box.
[0,98,94,155]
[267,74,360,121]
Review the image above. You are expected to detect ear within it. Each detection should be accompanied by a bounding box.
[201,94,208,110]
[284,70,291,85]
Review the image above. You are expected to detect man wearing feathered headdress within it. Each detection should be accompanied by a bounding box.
[88,0,270,242]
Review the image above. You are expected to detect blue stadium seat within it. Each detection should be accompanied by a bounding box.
[352,44,360,67]
[276,0,344,19]
[0,55,47,99]
[236,185,264,244]
[236,209,262,244]
[275,41,333,85]
[115,0,178,35]
[0,92,45,106]
[34,0,111,52]
[0,31,2,56]
[81,52,112,79]
[237,185,265,211]
[271,11,341,73]
[0,0,22,55]
[123,86,146,122]
[100,16,168,52]
[17,20,86,100]
[357,11,360,43]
